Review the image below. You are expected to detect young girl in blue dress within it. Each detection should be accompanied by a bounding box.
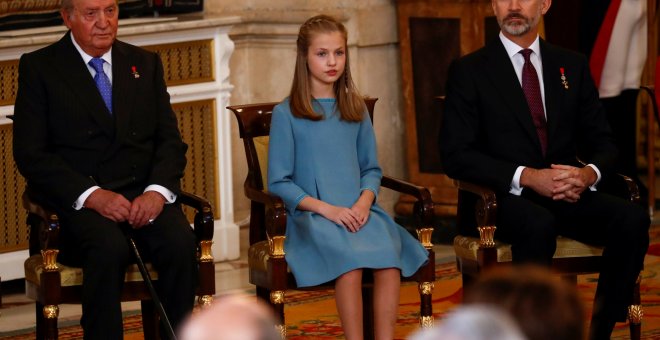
[267,14,429,339]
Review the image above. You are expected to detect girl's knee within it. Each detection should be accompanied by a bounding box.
[374,267,400,278]
[338,269,363,282]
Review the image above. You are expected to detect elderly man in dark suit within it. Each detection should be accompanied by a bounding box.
[440,0,649,338]
[12,0,196,337]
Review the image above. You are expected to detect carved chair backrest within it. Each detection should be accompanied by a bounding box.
[228,98,378,192]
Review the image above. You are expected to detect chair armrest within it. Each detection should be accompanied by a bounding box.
[176,191,214,242]
[454,172,637,225]
[454,180,498,250]
[22,191,60,255]
[244,185,287,238]
[381,175,434,227]
[454,180,497,228]
[576,158,639,203]
[616,173,640,204]
[453,172,636,252]
[381,176,435,249]
[175,191,215,297]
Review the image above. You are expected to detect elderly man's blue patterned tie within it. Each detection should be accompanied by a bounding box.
[88,57,113,114]
[520,49,547,156]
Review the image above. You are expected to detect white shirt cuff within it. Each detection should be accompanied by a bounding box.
[509,166,526,196]
[73,186,100,210]
[145,184,177,203]
[586,164,601,191]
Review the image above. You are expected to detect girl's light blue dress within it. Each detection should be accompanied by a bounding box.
[267,98,428,287]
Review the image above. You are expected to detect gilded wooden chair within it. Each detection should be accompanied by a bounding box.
[22,190,215,340]
[227,98,436,339]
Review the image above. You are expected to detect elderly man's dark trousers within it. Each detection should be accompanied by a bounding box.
[59,204,197,340]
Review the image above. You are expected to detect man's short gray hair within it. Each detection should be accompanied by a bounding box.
[61,0,74,11]
[62,0,118,11]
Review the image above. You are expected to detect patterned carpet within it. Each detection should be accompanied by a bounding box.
[283,226,660,339]
[4,229,660,339]
[285,259,660,339]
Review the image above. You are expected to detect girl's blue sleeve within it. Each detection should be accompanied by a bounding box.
[267,104,309,211]
[356,111,382,199]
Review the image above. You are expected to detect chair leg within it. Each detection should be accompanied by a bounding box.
[35,301,45,340]
[461,273,474,296]
[36,302,59,340]
[629,309,642,340]
[417,280,435,332]
[258,286,286,339]
[362,286,375,340]
[628,274,643,340]
[256,286,270,309]
[141,300,160,340]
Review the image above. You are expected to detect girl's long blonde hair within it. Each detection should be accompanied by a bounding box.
[289,15,365,122]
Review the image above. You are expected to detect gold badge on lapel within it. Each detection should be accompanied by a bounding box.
[560,67,569,89]
[131,66,140,79]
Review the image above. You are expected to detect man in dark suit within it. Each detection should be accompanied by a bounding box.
[12,0,196,337]
[440,0,649,338]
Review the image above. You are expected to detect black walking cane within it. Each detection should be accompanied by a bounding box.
[123,224,178,340]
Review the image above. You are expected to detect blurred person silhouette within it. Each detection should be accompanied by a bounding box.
[463,265,585,340]
[408,305,527,340]
[179,294,280,340]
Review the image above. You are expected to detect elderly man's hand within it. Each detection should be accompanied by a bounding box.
[129,191,167,228]
[84,189,132,222]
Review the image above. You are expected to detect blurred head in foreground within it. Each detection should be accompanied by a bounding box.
[179,294,279,340]
[464,265,585,340]
[409,305,526,340]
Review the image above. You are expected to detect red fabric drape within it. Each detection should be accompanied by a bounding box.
[589,0,622,87]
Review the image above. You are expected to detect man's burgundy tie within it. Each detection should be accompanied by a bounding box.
[520,49,547,156]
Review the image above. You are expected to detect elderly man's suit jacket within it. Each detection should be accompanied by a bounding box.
[13,32,187,212]
[440,37,617,194]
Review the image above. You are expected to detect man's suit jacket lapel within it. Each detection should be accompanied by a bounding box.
[53,32,115,137]
[483,38,544,154]
[111,42,138,147]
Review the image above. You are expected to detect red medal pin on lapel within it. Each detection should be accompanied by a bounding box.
[131,66,140,79]
[560,67,568,89]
